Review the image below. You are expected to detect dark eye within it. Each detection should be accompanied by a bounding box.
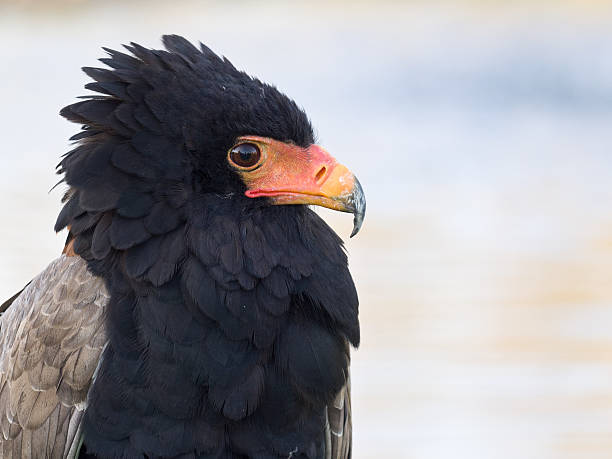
[229,142,261,168]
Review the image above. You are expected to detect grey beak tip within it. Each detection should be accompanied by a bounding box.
[349,177,366,238]
[350,217,362,238]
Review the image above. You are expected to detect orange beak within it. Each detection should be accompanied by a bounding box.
[233,136,366,237]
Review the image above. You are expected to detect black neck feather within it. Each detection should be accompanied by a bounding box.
[65,194,358,457]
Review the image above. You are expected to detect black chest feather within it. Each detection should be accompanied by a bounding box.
[72,200,358,458]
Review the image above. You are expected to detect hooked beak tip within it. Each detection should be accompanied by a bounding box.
[349,177,366,238]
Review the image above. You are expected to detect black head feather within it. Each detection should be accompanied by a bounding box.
[59,34,314,198]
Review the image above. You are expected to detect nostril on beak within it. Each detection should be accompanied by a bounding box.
[314,166,327,185]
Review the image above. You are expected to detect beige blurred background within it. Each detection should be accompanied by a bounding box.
[1,1,612,458]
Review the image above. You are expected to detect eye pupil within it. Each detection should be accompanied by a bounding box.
[229,143,261,168]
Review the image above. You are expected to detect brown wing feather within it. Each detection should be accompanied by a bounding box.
[0,256,109,458]
[326,373,353,459]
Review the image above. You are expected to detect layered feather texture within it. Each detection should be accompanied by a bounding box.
[51,35,359,458]
[0,256,108,459]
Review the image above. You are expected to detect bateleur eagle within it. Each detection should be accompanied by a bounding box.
[0,35,365,459]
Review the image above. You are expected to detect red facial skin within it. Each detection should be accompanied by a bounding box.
[230,136,357,213]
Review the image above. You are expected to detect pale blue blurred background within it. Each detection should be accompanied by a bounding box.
[1,1,612,458]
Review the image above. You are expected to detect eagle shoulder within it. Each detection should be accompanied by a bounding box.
[0,255,108,458]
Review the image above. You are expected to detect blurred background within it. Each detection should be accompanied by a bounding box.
[1,0,612,457]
